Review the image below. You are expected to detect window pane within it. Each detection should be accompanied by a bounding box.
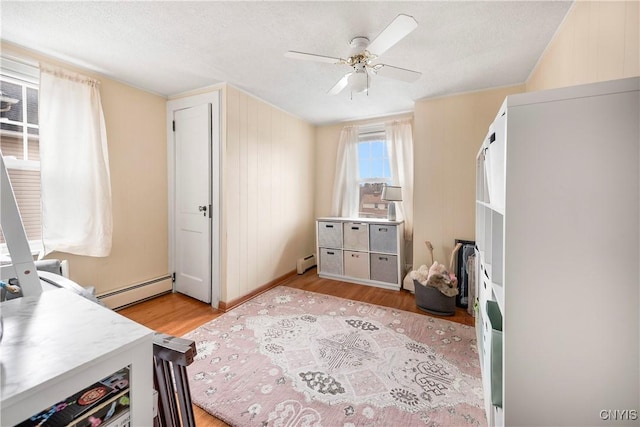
[26,87,38,125]
[359,156,370,178]
[371,141,384,157]
[28,138,39,161]
[358,140,391,180]
[358,182,388,218]
[0,122,24,135]
[0,80,23,123]
[0,134,24,159]
[371,158,383,178]
[0,168,42,244]
[358,142,370,159]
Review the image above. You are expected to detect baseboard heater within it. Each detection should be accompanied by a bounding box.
[296,254,317,274]
[98,274,173,310]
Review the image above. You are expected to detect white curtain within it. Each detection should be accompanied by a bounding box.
[331,125,360,217]
[39,64,113,257]
[386,118,414,241]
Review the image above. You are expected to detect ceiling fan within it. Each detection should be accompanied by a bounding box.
[285,14,421,95]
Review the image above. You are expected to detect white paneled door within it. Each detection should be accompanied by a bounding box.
[174,104,211,303]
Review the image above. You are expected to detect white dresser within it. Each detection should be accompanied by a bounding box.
[0,288,154,426]
[316,217,404,290]
[475,77,639,426]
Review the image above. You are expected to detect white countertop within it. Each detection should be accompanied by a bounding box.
[317,217,404,224]
[0,288,152,410]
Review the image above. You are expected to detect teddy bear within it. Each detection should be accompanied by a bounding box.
[425,261,459,297]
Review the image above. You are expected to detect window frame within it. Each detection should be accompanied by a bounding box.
[1,56,42,255]
[356,126,392,218]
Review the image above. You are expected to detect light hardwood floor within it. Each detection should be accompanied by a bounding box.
[118,268,475,426]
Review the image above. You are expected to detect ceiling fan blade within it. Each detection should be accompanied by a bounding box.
[366,14,418,56]
[373,64,421,82]
[285,51,343,64]
[328,73,352,95]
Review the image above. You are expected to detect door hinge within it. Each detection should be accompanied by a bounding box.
[172,120,176,132]
[172,272,176,282]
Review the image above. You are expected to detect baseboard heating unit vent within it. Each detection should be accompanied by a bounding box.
[296,254,317,274]
[99,275,173,310]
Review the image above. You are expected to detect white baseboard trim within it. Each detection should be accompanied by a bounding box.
[98,275,173,310]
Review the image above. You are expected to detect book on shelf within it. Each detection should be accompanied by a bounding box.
[17,366,130,427]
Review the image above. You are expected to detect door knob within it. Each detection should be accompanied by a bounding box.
[199,205,207,216]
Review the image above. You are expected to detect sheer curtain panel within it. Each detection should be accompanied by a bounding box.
[331,125,360,217]
[385,119,414,240]
[39,64,112,257]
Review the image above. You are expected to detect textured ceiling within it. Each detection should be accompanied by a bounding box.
[0,1,573,125]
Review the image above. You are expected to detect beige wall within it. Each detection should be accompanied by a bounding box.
[2,42,169,295]
[527,1,639,92]
[223,86,315,302]
[412,85,524,267]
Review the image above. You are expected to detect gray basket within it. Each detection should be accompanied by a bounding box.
[414,279,456,316]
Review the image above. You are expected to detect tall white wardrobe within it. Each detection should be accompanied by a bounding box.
[475,77,639,426]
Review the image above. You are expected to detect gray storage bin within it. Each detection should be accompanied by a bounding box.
[343,222,369,250]
[319,248,343,275]
[318,221,342,248]
[486,300,503,408]
[370,253,398,284]
[369,224,397,253]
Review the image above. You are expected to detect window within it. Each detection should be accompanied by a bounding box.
[357,129,391,218]
[0,56,41,253]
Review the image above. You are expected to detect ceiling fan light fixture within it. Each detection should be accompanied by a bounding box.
[349,70,368,94]
[287,14,420,96]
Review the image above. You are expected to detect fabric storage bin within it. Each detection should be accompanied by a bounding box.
[343,222,368,251]
[369,224,397,253]
[486,300,503,408]
[343,250,369,280]
[319,248,343,275]
[370,253,398,284]
[318,221,342,248]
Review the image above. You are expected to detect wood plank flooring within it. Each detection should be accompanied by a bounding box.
[118,267,475,426]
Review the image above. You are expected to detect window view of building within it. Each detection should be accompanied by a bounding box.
[0,61,41,248]
[357,138,391,218]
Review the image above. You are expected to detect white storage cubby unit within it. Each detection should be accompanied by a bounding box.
[475,77,639,427]
[317,218,404,290]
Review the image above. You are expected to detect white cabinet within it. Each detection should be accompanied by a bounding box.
[475,77,639,427]
[317,218,404,290]
[0,289,154,426]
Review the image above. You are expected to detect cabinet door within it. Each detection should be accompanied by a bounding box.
[319,248,343,275]
[343,222,369,251]
[318,221,343,248]
[343,250,369,280]
[370,253,398,284]
[369,224,398,253]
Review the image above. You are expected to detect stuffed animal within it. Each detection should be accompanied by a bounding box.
[409,241,461,297]
[425,261,459,297]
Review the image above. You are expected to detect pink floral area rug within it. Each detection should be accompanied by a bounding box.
[184,286,486,426]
